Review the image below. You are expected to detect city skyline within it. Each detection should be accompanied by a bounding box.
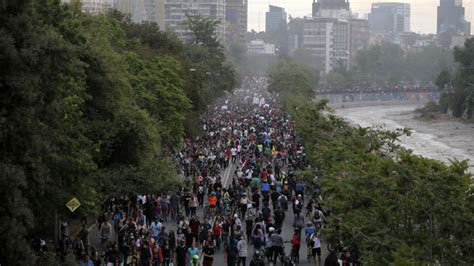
[248,0,474,33]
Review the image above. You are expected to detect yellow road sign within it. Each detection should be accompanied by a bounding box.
[65,197,81,212]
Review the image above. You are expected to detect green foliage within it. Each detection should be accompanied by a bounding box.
[325,62,352,88]
[350,43,453,86]
[268,57,319,97]
[281,95,474,265]
[0,1,237,264]
[438,38,474,119]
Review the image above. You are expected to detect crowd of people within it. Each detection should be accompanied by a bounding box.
[315,82,438,95]
[66,77,360,266]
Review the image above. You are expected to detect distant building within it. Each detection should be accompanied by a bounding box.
[164,0,226,42]
[437,0,471,47]
[247,40,275,55]
[312,0,350,20]
[225,0,247,45]
[265,5,287,33]
[62,0,114,15]
[368,2,410,33]
[349,18,369,65]
[115,0,165,29]
[302,17,350,74]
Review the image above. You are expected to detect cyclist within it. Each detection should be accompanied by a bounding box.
[290,229,301,263]
[305,222,315,261]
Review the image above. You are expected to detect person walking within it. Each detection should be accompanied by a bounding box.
[236,235,248,266]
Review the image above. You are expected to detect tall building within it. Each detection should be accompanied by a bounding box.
[302,18,350,74]
[350,18,369,65]
[164,0,226,42]
[115,0,165,29]
[368,2,410,33]
[312,0,350,19]
[62,0,114,15]
[437,0,471,47]
[265,5,287,33]
[225,0,247,44]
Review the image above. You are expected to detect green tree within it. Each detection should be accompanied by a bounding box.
[267,57,319,97]
[281,95,474,265]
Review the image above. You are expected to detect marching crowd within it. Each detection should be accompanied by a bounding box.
[67,78,359,266]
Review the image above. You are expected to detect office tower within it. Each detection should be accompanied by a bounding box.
[437,0,470,35]
[62,0,114,15]
[312,0,350,19]
[164,0,226,42]
[265,5,287,33]
[368,2,411,33]
[302,18,350,74]
[350,18,369,65]
[225,0,247,44]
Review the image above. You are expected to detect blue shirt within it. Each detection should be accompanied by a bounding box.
[295,183,305,192]
[261,183,270,192]
[305,226,315,238]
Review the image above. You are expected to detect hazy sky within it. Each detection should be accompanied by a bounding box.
[248,0,474,34]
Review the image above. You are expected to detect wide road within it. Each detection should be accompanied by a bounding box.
[88,161,328,265]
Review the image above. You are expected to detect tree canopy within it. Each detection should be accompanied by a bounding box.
[267,57,319,97]
[281,95,474,265]
[0,1,237,264]
[438,38,474,119]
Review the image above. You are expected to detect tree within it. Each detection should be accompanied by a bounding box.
[281,95,474,265]
[0,2,238,264]
[267,57,319,97]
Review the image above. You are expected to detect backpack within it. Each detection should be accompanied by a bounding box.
[294,217,304,228]
[314,211,321,220]
[227,244,238,257]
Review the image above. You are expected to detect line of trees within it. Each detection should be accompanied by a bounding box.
[267,60,474,265]
[321,43,454,88]
[435,38,474,119]
[0,1,237,264]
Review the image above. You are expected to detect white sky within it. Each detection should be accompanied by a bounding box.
[248,0,474,34]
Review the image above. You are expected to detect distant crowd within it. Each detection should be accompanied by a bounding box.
[316,83,438,95]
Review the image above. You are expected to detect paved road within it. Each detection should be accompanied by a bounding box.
[88,161,328,265]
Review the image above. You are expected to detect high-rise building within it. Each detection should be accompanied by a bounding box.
[62,0,114,15]
[225,0,247,44]
[115,0,165,29]
[265,5,287,33]
[368,2,410,33]
[302,17,350,74]
[312,0,350,19]
[164,0,226,42]
[350,18,369,65]
[437,0,470,35]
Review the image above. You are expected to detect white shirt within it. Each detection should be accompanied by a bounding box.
[311,234,321,249]
[237,239,248,257]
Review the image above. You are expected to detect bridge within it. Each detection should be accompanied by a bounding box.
[315,87,440,108]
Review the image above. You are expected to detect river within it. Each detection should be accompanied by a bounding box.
[334,104,474,173]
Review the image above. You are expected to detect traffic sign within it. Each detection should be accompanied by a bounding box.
[65,197,81,212]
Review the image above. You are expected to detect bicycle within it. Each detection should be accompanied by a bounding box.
[290,245,299,264]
